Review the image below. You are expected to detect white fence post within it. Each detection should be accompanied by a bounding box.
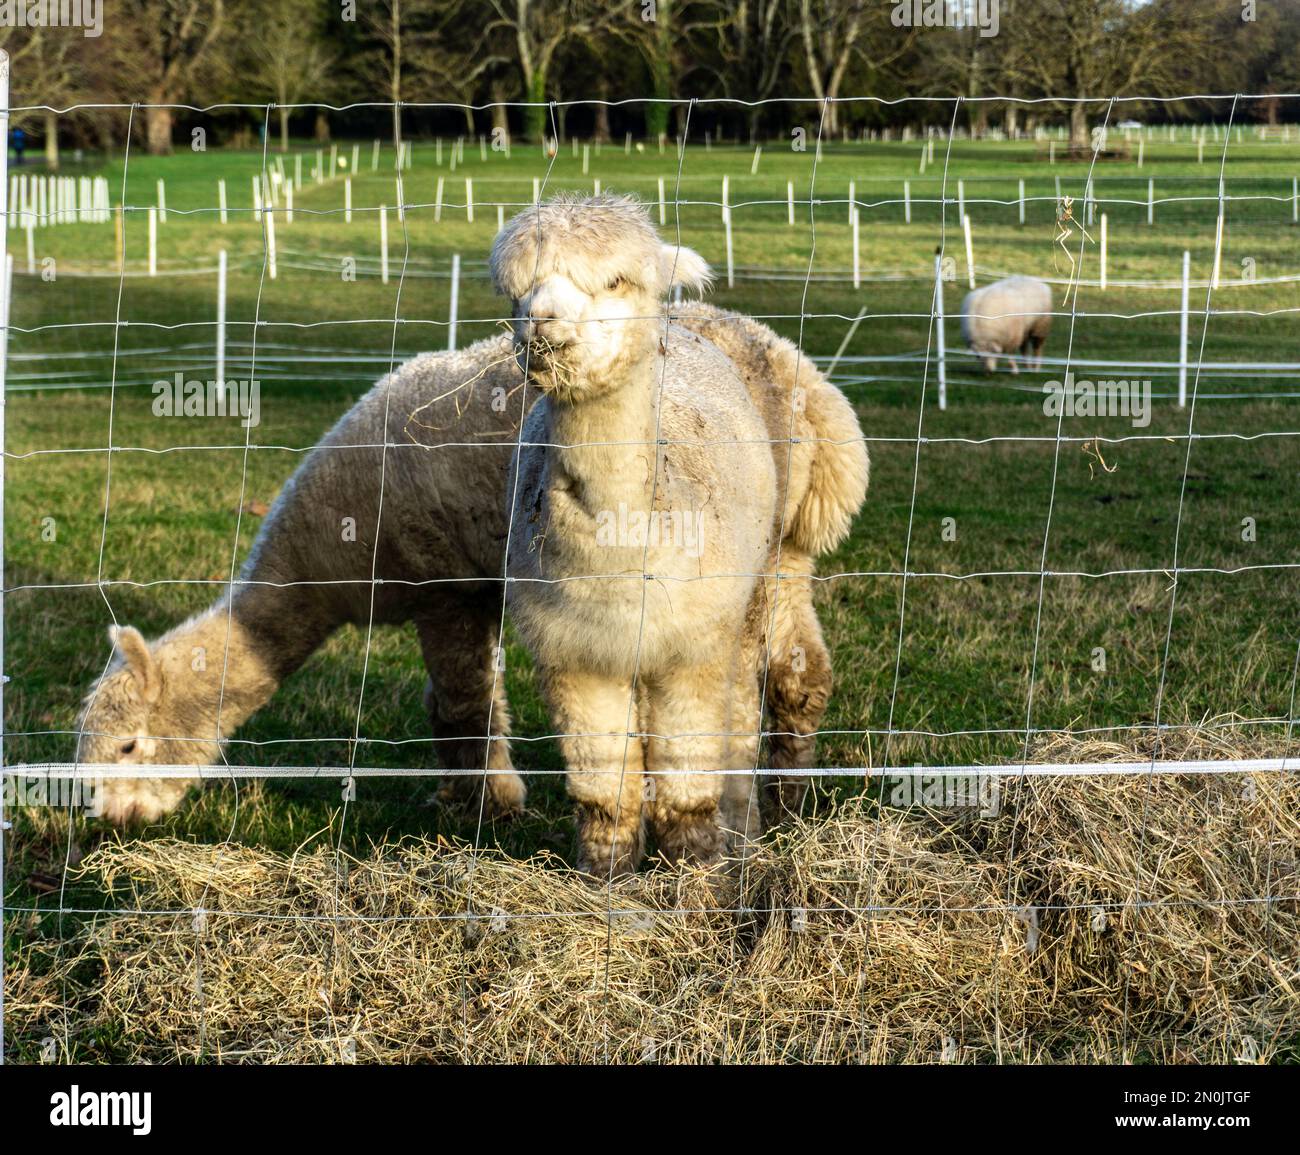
[344,177,351,224]
[285,183,293,225]
[963,213,975,289]
[466,178,473,223]
[658,176,666,226]
[724,199,734,289]
[1178,249,1190,408]
[904,179,911,224]
[266,198,277,280]
[218,178,227,225]
[148,205,157,276]
[156,179,166,224]
[1212,206,1224,290]
[787,180,795,226]
[448,253,460,351]
[935,253,947,411]
[851,207,860,289]
[1100,213,1108,290]
[380,205,389,284]
[1018,178,1025,225]
[216,249,227,391]
[435,177,444,222]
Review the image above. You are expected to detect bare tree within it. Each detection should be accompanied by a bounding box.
[695,0,798,141]
[113,0,226,154]
[487,0,633,140]
[244,0,336,151]
[796,1,917,136]
[998,0,1196,151]
[0,26,86,168]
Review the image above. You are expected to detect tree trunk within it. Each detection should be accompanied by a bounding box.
[593,79,611,143]
[1070,101,1089,152]
[144,106,173,156]
[278,107,290,152]
[1005,105,1019,139]
[523,68,547,142]
[491,81,510,136]
[314,111,330,142]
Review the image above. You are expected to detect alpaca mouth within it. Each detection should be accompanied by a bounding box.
[515,340,583,398]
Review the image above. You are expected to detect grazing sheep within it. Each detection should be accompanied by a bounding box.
[78,309,865,833]
[494,193,867,875]
[960,274,1053,373]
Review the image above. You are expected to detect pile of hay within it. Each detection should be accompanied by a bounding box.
[10,761,1299,1063]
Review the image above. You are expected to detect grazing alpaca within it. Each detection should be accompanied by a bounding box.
[960,274,1053,373]
[78,338,526,824]
[494,193,867,875]
[79,310,865,830]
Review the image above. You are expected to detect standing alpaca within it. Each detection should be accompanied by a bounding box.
[78,309,865,829]
[494,194,866,875]
[960,274,1053,373]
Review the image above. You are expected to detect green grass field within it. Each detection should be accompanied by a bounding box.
[4,126,1300,1026]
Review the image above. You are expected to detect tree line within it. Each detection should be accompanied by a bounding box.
[2,0,1297,165]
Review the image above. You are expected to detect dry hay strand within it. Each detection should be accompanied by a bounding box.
[9,744,1298,1064]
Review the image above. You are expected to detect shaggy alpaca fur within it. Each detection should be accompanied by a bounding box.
[494,194,867,875]
[78,309,866,831]
[960,274,1053,373]
[680,304,869,822]
[78,339,524,824]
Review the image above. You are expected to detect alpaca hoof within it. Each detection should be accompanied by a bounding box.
[653,810,727,870]
[96,777,197,825]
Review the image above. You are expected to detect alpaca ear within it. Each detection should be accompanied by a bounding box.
[110,625,162,705]
[659,244,712,297]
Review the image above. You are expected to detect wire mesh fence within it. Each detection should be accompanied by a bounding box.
[3,89,1299,1063]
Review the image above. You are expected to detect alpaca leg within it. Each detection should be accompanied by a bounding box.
[544,668,645,878]
[760,557,832,827]
[644,656,748,868]
[415,602,525,819]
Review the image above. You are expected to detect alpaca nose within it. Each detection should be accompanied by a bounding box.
[524,309,567,347]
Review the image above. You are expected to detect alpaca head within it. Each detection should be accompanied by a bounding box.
[490,192,711,401]
[75,625,222,767]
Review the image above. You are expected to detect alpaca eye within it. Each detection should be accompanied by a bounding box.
[120,740,136,756]
[606,276,625,291]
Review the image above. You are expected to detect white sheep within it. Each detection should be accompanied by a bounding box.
[76,306,865,832]
[960,274,1053,373]
[494,194,867,875]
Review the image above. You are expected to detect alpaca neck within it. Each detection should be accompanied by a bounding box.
[546,329,662,506]
[154,599,283,747]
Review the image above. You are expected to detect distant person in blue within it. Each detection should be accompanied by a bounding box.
[12,126,24,165]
